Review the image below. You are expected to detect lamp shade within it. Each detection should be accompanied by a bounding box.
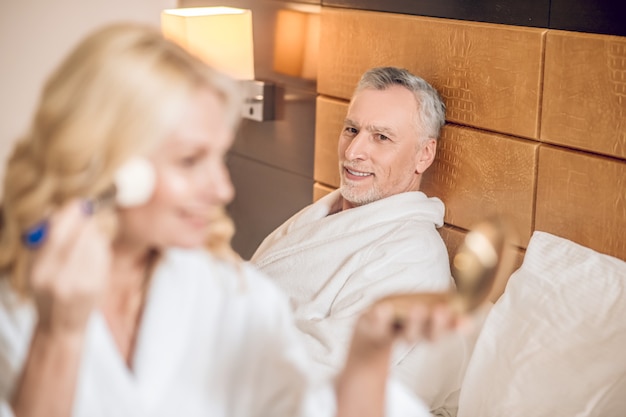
[273,9,319,80]
[161,7,255,80]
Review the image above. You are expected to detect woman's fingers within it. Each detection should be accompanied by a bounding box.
[28,200,111,335]
[398,303,427,342]
[356,302,395,343]
[351,292,473,363]
[383,295,465,344]
[428,304,455,341]
[64,213,110,294]
[30,202,88,288]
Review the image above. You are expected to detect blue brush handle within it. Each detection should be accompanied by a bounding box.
[22,220,50,249]
[20,199,101,250]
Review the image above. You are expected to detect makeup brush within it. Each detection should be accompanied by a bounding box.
[22,157,156,249]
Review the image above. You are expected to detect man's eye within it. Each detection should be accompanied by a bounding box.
[375,133,390,141]
[344,127,358,135]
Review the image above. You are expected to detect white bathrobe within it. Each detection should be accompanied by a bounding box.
[251,190,474,415]
[0,248,429,417]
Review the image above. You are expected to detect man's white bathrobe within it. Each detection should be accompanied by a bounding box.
[0,248,429,417]
[251,190,476,416]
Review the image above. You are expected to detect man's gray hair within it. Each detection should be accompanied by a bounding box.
[354,67,446,142]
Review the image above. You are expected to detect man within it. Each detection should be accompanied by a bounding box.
[251,67,472,416]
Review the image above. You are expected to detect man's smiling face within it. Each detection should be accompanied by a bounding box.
[338,85,434,210]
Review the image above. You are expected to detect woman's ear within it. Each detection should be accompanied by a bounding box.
[415,138,437,174]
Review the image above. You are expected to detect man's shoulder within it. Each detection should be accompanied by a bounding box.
[378,191,443,208]
[349,191,445,226]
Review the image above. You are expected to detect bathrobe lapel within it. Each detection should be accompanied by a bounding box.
[131,255,195,409]
[251,189,451,377]
[253,190,444,263]
[75,254,195,416]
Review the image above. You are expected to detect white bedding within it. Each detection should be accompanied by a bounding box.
[457,231,626,417]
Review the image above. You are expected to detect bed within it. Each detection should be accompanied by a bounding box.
[312,7,626,416]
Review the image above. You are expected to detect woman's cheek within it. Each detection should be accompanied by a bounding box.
[154,170,191,201]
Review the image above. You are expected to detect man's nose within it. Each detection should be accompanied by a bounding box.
[344,132,369,161]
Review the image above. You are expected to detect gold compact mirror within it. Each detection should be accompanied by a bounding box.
[383,217,516,332]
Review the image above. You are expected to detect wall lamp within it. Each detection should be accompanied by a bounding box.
[273,9,319,81]
[161,7,275,122]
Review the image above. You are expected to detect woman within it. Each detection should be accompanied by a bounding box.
[0,23,455,417]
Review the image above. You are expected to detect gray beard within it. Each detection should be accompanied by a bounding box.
[339,179,383,207]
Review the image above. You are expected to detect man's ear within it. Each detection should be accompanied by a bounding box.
[415,138,437,174]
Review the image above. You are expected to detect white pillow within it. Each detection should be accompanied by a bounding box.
[457,231,626,417]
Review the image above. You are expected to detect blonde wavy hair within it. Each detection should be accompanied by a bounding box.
[0,23,242,295]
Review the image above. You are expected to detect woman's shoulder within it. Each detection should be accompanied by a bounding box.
[162,248,291,306]
[0,278,36,392]
[0,278,35,326]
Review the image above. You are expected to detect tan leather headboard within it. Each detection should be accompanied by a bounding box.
[313,8,626,293]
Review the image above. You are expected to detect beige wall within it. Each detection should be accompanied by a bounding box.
[0,0,177,194]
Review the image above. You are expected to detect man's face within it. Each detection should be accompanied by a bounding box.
[338,85,435,209]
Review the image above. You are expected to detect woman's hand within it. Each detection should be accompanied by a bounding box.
[349,292,468,362]
[11,201,112,417]
[28,201,111,336]
[337,293,470,417]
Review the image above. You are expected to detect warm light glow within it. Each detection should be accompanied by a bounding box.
[161,7,255,80]
[163,7,246,17]
[273,9,319,80]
